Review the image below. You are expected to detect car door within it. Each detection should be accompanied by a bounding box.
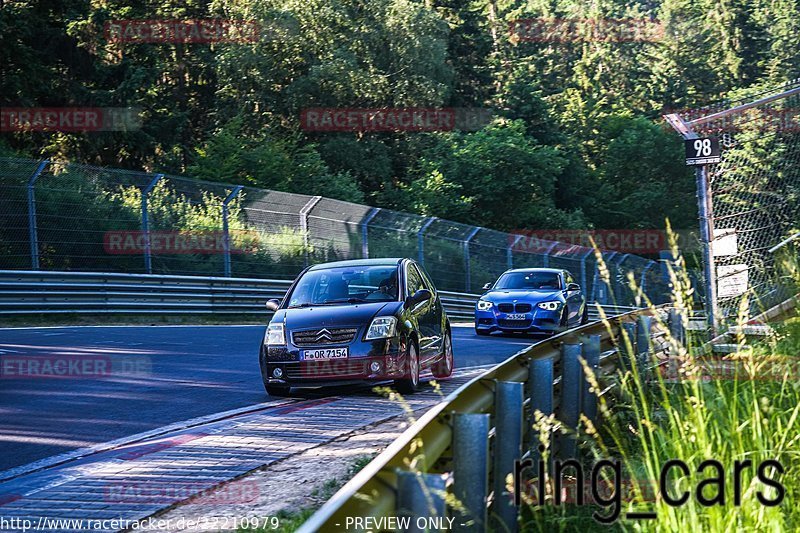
[405,262,437,363]
[563,271,583,324]
[416,263,444,353]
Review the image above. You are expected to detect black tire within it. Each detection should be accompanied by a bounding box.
[431,331,453,379]
[475,327,490,336]
[580,303,589,325]
[395,342,420,394]
[264,381,290,397]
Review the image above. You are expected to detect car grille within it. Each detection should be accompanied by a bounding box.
[498,319,532,329]
[282,360,368,380]
[497,303,532,313]
[292,327,358,347]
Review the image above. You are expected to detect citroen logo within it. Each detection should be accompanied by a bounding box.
[315,328,333,341]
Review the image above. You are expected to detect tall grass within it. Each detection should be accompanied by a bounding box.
[523,229,800,532]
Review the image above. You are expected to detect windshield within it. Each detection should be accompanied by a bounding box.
[494,271,561,290]
[286,265,399,307]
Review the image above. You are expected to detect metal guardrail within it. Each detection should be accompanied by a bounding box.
[0,270,636,321]
[299,305,679,532]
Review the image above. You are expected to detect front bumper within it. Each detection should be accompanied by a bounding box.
[261,335,407,387]
[474,306,562,333]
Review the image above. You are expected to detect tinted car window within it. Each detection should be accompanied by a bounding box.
[287,265,398,307]
[406,264,426,296]
[494,271,562,290]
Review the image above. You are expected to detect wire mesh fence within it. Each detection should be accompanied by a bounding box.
[668,80,800,324]
[0,157,671,306]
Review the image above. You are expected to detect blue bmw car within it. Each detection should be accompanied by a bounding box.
[474,268,588,335]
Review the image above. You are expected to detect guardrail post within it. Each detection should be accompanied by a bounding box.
[492,381,523,533]
[142,174,164,274]
[637,315,653,376]
[452,413,490,532]
[397,470,448,533]
[580,335,601,423]
[417,217,436,266]
[507,234,523,270]
[299,196,322,268]
[464,227,481,292]
[639,261,656,301]
[26,160,49,270]
[361,207,380,258]
[529,357,554,477]
[222,186,243,277]
[558,344,582,459]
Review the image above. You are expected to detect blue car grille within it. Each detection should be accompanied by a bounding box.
[292,327,358,347]
[497,303,532,313]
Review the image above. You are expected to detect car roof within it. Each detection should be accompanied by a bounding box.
[307,258,405,271]
[503,268,564,274]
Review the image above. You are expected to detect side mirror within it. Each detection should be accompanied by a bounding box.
[482,282,492,291]
[405,289,432,308]
[265,299,281,311]
[566,283,580,292]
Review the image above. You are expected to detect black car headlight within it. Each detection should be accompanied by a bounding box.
[365,317,397,340]
[537,301,561,311]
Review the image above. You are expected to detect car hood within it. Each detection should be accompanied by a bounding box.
[482,289,564,303]
[274,301,400,330]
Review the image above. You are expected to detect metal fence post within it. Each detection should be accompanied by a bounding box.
[696,165,718,336]
[26,160,49,270]
[396,470,448,533]
[639,261,656,301]
[637,315,653,376]
[142,174,163,275]
[507,234,523,270]
[620,321,637,371]
[558,344,583,459]
[417,217,436,266]
[221,185,243,277]
[452,413,490,533]
[541,241,558,268]
[492,381,523,533]
[529,357,554,477]
[464,227,481,292]
[580,249,593,298]
[580,335,601,422]
[299,196,322,268]
[361,207,380,259]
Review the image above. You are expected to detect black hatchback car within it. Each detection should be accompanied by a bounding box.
[260,258,453,396]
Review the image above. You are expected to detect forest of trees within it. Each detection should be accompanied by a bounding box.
[2,0,798,234]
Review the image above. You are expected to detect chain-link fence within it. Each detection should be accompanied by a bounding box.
[0,157,670,306]
[666,80,800,327]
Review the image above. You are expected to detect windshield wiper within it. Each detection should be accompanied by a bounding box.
[323,298,368,305]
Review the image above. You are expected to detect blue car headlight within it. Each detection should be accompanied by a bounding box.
[537,301,561,311]
[477,299,493,311]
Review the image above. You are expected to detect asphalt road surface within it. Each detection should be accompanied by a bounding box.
[0,323,539,472]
